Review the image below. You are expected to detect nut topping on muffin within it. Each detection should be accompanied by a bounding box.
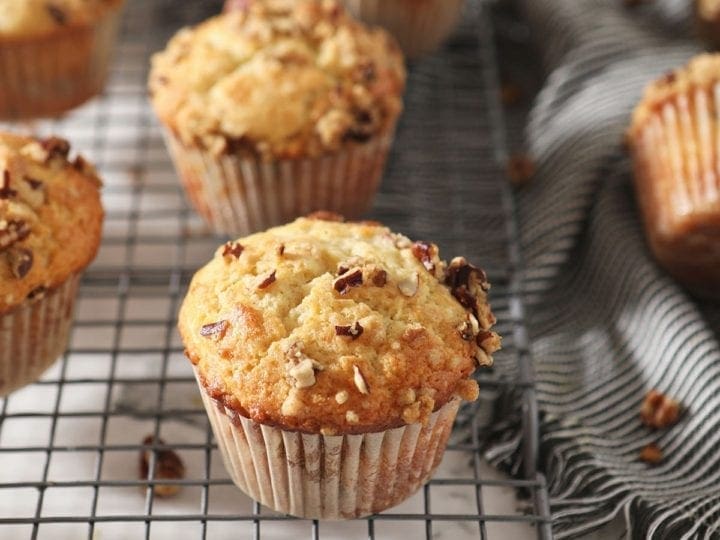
[179,217,501,435]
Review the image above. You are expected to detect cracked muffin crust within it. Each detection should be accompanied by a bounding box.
[179,215,501,435]
[149,0,406,160]
[0,0,123,37]
[0,132,104,314]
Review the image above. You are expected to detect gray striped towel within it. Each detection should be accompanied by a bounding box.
[490,0,720,538]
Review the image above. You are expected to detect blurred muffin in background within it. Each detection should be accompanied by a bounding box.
[0,132,104,395]
[628,54,720,300]
[336,0,465,59]
[0,0,125,119]
[696,0,720,49]
[150,0,406,237]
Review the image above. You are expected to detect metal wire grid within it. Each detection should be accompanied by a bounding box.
[0,0,553,538]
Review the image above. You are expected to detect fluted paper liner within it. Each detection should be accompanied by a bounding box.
[0,275,80,396]
[196,370,460,519]
[632,83,720,299]
[164,130,394,237]
[0,5,123,119]
[341,0,464,59]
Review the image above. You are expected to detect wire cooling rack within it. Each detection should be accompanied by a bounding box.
[0,0,553,538]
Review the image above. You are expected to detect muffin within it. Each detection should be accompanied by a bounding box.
[178,214,501,518]
[150,1,406,237]
[628,54,720,300]
[0,133,104,396]
[337,0,464,59]
[696,0,720,49]
[0,0,125,119]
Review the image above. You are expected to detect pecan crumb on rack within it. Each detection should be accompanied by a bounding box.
[500,83,523,106]
[333,268,363,294]
[140,436,185,498]
[640,390,681,429]
[7,248,33,279]
[199,320,228,339]
[639,443,663,465]
[0,170,16,199]
[222,241,244,259]
[335,322,364,340]
[258,270,277,290]
[506,154,536,186]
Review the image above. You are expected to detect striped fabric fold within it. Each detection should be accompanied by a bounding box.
[490,1,720,537]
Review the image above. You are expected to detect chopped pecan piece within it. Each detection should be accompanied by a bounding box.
[222,241,244,259]
[457,320,474,341]
[41,136,71,160]
[640,390,681,429]
[0,220,31,252]
[397,273,419,297]
[333,268,363,295]
[445,257,489,313]
[0,170,16,199]
[353,365,369,395]
[199,320,228,339]
[277,243,285,256]
[46,3,67,25]
[27,286,47,302]
[507,154,536,185]
[24,177,43,191]
[7,248,33,279]
[335,322,364,340]
[286,343,324,389]
[370,267,387,287]
[258,270,277,290]
[140,436,185,497]
[411,241,439,274]
[639,443,662,465]
[477,330,502,355]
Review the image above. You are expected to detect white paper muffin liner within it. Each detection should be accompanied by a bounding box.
[164,131,394,237]
[0,274,81,397]
[195,369,460,519]
[632,84,720,300]
[0,4,123,119]
[340,0,465,59]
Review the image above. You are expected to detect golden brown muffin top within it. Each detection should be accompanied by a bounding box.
[179,214,501,435]
[629,54,720,138]
[149,0,406,160]
[0,133,104,314]
[0,0,124,37]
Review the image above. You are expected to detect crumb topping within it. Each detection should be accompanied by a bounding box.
[149,0,406,160]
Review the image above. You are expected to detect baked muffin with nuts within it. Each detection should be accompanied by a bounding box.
[0,132,104,395]
[179,214,500,518]
[150,0,406,236]
[0,0,125,119]
[628,54,720,299]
